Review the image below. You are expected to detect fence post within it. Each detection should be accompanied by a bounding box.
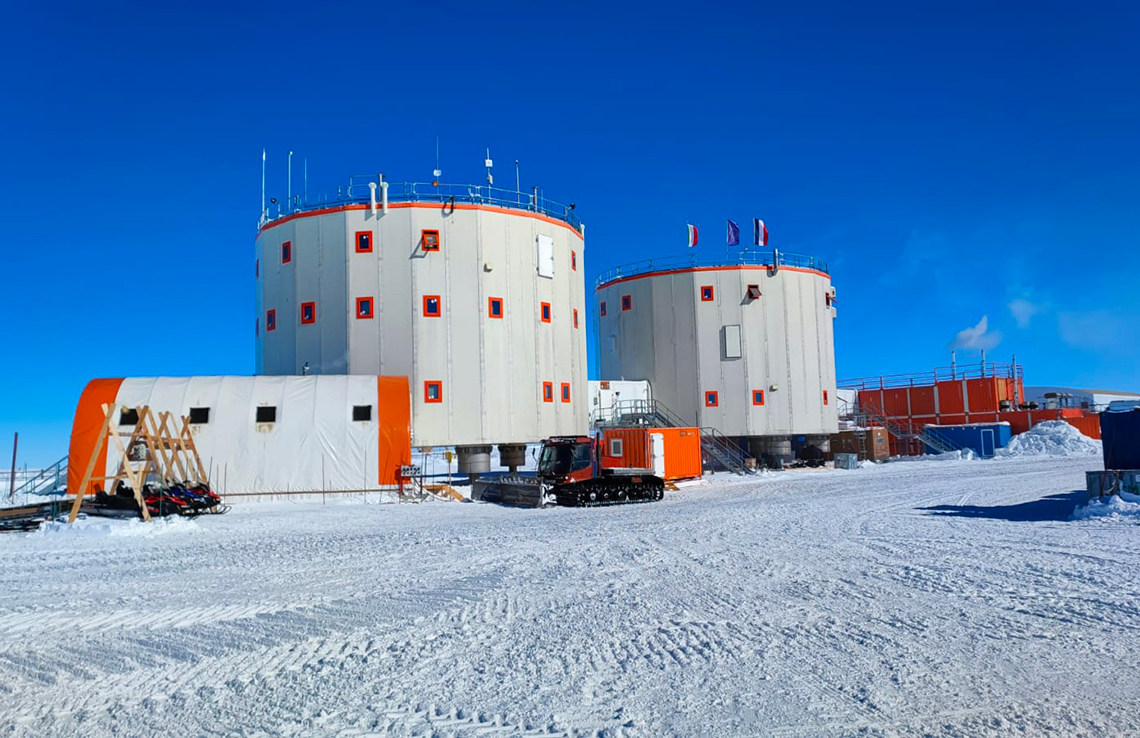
[7,432,16,500]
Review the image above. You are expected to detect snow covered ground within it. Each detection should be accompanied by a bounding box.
[1,455,1138,736]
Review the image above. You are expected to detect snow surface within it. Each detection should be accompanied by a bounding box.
[1,456,1138,735]
[999,420,1103,458]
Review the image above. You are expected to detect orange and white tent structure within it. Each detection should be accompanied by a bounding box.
[68,376,411,496]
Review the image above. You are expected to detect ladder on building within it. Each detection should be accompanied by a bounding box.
[595,399,754,475]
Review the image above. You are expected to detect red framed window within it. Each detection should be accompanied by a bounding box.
[600,301,607,317]
[573,309,579,328]
[700,285,714,301]
[424,381,443,403]
[356,296,374,319]
[300,302,316,325]
[752,389,765,406]
[355,230,373,253]
[488,297,503,319]
[255,259,259,278]
[422,229,440,251]
[705,391,719,407]
[542,382,554,403]
[541,302,551,323]
[266,309,276,331]
[281,241,292,264]
[423,295,442,317]
[823,390,829,406]
[621,294,632,311]
[746,284,762,300]
[571,250,577,271]
[561,383,571,403]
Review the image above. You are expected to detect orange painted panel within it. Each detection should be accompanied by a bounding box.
[998,411,1034,435]
[939,414,968,427]
[601,427,703,481]
[66,378,125,496]
[376,376,412,486]
[965,378,1001,413]
[1065,415,1102,440]
[909,386,937,417]
[882,388,910,417]
[936,381,966,415]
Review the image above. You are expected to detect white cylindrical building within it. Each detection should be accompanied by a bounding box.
[594,251,838,466]
[255,179,588,471]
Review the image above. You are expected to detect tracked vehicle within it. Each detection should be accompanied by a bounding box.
[472,435,666,508]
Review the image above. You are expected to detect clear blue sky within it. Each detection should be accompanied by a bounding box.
[2,0,1138,466]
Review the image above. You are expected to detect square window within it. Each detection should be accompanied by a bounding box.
[256,406,277,423]
[189,407,210,424]
[356,296,374,319]
[541,302,551,323]
[705,391,719,407]
[573,309,579,328]
[609,437,623,457]
[424,381,443,403]
[423,295,441,317]
[752,389,765,406]
[543,382,554,403]
[119,408,139,426]
[600,301,607,317]
[355,230,373,253]
[353,405,372,421]
[621,295,632,311]
[701,285,714,302]
[571,250,577,271]
[561,383,571,402]
[823,390,829,406]
[281,241,292,264]
[266,309,276,331]
[488,297,503,319]
[746,284,762,300]
[301,301,316,325]
[422,229,440,251]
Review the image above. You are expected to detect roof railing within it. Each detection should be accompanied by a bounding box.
[259,180,582,233]
[838,362,1022,391]
[594,250,829,289]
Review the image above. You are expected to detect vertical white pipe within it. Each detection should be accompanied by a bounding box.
[368,182,377,215]
[381,180,389,213]
[260,148,266,220]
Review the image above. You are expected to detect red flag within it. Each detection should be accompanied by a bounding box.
[687,223,698,248]
[754,219,768,246]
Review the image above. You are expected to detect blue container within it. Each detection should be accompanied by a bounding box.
[923,423,1012,458]
[1101,410,1140,470]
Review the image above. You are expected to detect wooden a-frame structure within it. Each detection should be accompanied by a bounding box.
[68,404,209,523]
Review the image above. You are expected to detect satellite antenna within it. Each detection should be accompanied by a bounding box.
[432,136,441,187]
[485,148,493,186]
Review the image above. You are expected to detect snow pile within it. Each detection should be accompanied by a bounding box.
[27,515,201,539]
[999,421,1102,458]
[1070,492,1140,522]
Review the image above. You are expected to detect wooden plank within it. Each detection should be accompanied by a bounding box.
[68,403,115,523]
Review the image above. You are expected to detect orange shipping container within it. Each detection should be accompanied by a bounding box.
[601,427,703,481]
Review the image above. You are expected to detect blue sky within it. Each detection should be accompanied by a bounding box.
[2,0,1138,465]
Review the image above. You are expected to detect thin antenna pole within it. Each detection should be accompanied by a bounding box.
[287,150,293,210]
[261,148,266,218]
[303,158,308,201]
[515,159,520,203]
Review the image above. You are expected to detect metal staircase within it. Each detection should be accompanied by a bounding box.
[852,398,959,456]
[9,455,68,500]
[594,399,753,475]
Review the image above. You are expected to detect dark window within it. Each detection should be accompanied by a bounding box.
[266,309,276,331]
[119,408,139,426]
[424,381,443,403]
[571,250,577,270]
[189,407,210,424]
[422,229,440,251]
[281,241,292,264]
[541,302,551,322]
[355,231,372,253]
[561,383,571,402]
[701,285,714,301]
[753,390,765,406]
[353,405,372,421]
[600,301,607,317]
[823,390,829,406]
[301,302,316,324]
[621,295,632,311]
[356,297,373,319]
[543,382,554,402]
[256,406,277,423]
[424,295,441,317]
[705,391,719,407]
[746,284,762,300]
[489,297,503,318]
[573,309,579,328]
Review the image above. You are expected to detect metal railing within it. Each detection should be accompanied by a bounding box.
[839,362,1023,391]
[698,427,751,474]
[260,178,582,233]
[595,249,829,289]
[847,396,958,456]
[9,455,67,499]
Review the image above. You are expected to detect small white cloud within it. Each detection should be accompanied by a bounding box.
[950,315,1003,352]
[1008,298,1043,328]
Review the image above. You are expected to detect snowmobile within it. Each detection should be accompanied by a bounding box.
[472,435,665,508]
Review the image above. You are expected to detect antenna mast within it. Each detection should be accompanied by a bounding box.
[287,150,293,211]
[432,136,441,186]
[260,148,266,219]
[485,148,493,186]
